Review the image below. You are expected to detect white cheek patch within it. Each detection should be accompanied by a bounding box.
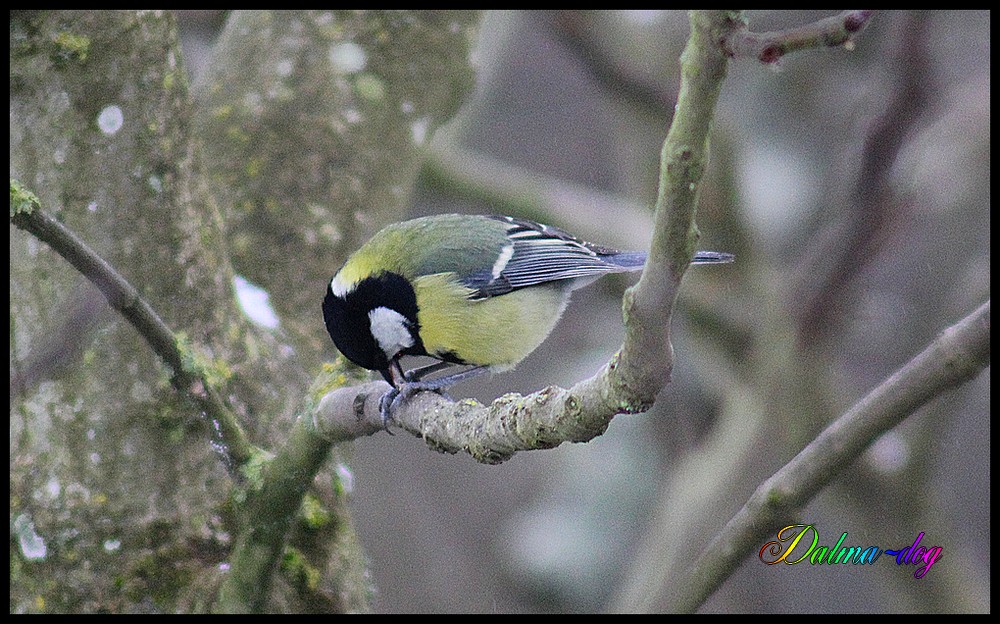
[368,306,414,358]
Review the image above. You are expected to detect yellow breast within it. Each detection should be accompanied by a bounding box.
[413,273,569,370]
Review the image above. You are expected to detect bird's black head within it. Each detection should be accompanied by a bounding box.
[322,271,425,380]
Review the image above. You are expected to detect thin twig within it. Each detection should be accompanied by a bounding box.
[9,180,255,471]
[665,300,990,612]
[722,11,875,64]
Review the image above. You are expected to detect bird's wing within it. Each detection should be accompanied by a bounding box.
[462,216,645,299]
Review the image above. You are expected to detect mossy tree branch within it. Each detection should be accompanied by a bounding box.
[615,10,730,404]
[12,11,481,612]
[215,407,336,612]
[315,10,735,462]
[10,181,256,470]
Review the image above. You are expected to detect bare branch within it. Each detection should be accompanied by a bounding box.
[722,10,874,64]
[665,300,990,612]
[10,180,347,612]
[616,10,730,402]
[313,365,638,464]
[9,181,255,471]
[316,10,734,462]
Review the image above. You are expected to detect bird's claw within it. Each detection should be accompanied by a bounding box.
[378,382,453,433]
[378,387,399,434]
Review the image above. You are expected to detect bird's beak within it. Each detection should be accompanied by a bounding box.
[387,359,407,388]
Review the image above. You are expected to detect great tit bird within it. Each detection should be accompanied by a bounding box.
[322,214,732,426]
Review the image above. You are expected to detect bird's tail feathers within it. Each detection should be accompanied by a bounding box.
[605,250,734,269]
[692,251,735,264]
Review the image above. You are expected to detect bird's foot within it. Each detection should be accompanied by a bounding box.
[378,381,453,432]
[378,365,489,432]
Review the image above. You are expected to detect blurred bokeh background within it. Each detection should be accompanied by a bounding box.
[179,9,989,613]
[11,10,988,613]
